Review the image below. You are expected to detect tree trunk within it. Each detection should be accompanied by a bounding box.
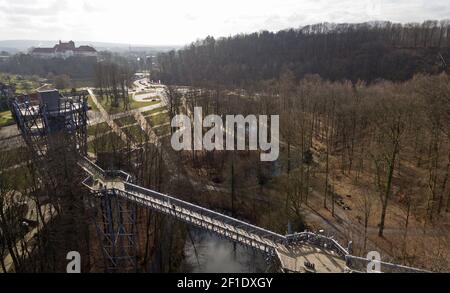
[378,141,399,237]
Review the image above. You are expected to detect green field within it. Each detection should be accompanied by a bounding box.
[0,147,28,170]
[87,94,99,111]
[114,115,136,127]
[145,111,170,127]
[122,124,148,142]
[0,166,32,190]
[129,99,160,109]
[87,132,125,154]
[141,106,167,116]
[0,110,14,127]
[135,90,152,95]
[154,124,171,137]
[0,73,42,94]
[97,94,160,114]
[87,122,110,136]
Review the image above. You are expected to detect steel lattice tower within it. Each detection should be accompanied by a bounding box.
[9,89,88,158]
[9,89,138,272]
[9,90,137,272]
[89,189,138,272]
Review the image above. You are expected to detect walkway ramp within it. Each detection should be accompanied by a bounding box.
[79,156,429,273]
[78,156,348,272]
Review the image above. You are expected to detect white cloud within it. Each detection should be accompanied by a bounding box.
[0,0,448,45]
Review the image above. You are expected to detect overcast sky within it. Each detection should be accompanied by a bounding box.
[0,0,448,45]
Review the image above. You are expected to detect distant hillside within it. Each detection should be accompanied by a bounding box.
[154,20,450,86]
[0,40,180,53]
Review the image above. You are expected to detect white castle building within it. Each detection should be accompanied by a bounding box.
[30,41,97,59]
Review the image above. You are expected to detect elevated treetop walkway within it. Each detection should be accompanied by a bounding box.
[7,88,429,273]
[79,157,354,273]
[79,156,430,273]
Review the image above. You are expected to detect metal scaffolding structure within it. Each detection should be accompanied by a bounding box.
[9,89,139,272]
[81,164,140,272]
[9,89,88,158]
[1,82,13,99]
[79,157,350,272]
[79,156,430,273]
[89,189,138,273]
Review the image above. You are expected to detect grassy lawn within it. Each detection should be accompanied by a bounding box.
[114,115,136,127]
[130,99,160,109]
[88,132,125,154]
[141,96,161,101]
[154,125,171,137]
[0,110,14,127]
[0,147,28,170]
[122,124,148,142]
[142,106,167,116]
[1,166,32,190]
[87,122,110,136]
[0,73,41,94]
[97,94,160,114]
[87,94,99,111]
[146,112,170,127]
[135,90,152,95]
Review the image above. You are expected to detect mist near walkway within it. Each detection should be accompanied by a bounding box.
[183,229,267,273]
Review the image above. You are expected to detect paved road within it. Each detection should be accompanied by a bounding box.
[132,78,168,106]
[0,124,20,139]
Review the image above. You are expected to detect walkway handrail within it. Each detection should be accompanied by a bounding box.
[79,156,105,177]
[79,156,285,243]
[79,157,429,273]
[345,255,430,273]
[79,156,346,249]
[124,182,286,243]
[105,170,132,182]
[286,232,348,257]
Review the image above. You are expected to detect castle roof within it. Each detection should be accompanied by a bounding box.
[31,41,97,54]
[76,45,96,52]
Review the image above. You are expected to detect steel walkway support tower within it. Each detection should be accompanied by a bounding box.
[9,89,88,158]
[10,89,138,272]
[82,161,139,272]
[79,157,430,273]
[89,188,138,273]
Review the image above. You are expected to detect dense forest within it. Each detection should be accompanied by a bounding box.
[167,72,450,270]
[152,20,450,270]
[154,20,450,86]
[0,51,140,82]
[0,54,98,80]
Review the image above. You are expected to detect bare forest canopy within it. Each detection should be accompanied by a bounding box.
[154,20,450,87]
[94,61,135,109]
[173,72,450,270]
